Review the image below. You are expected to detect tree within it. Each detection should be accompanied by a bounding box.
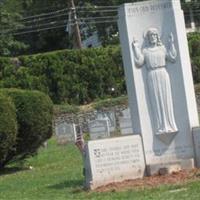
[0,0,28,56]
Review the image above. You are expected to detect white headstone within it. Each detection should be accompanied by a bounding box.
[119,108,134,135]
[96,111,116,132]
[55,122,76,142]
[88,119,110,140]
[119,117,133,135]
[84,135,145,190]
[118,0,199,173]
[122,108,131,118]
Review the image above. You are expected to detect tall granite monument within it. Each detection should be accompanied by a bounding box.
[83,0,200,190]
[118,0,200,174]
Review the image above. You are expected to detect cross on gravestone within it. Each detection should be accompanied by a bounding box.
[118,0,200,174]
[88,119,110,140]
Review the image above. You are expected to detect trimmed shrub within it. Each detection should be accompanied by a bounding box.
[0,89,53,166]
[0,93,17,168]
[0,46,126,104]
[0,41,199,105]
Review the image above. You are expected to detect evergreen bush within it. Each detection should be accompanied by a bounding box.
[0,93,17,168]
[0,41,199,104]
[0,46,126,104]
[0,89,53,166]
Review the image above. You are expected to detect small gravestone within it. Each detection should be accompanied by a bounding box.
[96,111,116,132]
[55,122,76,144]
[122,108,131,118]
[84,135,145,190]
[119,117,133,135]
[119,108,133,135]
[88,119,110,140]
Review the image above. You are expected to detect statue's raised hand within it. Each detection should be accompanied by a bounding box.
[169,32,174,44]
[132,37,139,48]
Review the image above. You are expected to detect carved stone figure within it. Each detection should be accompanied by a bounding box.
[132,28,178,138]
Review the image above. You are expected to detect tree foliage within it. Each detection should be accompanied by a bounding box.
[0,93,17,168]
[0,88,53,168]
[0,0,28,56]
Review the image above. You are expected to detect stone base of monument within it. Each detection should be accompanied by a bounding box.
[146,158,194,176]
[192,127,200,167]
[84,135,146,190]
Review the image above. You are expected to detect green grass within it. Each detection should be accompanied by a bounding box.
[1,138,200,200]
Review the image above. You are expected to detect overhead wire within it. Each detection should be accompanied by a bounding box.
[20,7,118,21]
[21,9,118,25]
[1,3,200,36]
[22,8,68,20]
[12,20,118,36]
[1,15,118,35]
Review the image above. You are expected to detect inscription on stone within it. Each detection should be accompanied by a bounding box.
[85,135,145,189]
[93,143,141,174]
[118,0,198,174]
[127,2,172,17]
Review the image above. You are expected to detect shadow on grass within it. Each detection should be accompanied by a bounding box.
[0,166,29,176]
[48,179,84,191]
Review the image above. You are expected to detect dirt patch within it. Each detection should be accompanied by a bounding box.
[95,169,200,192]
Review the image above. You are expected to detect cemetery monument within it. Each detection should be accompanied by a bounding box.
[81,0,200,190]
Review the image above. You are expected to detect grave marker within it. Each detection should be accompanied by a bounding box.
[88,119,110,140]
[118,0,199,174]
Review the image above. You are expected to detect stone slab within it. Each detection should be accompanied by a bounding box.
[192,127,200,167]
[84,135,145,190]
[55,122,76,143]
[118,0,199,169]
[88,119,110,140]
[119,117,133,135]
[122,108,131,118]
[96,111,116,132]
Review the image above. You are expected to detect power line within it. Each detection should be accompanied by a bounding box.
[22,8,68,20]
[22,13,69,24]
[11,20,118,36]
[21,9,118,22]
[13,24,68,35]
[1,15,118,34]
[11,16,118,32]
[20,3,200,24]
[2,11,200,35]
[21,5,67,14]
[78,9,117,13]
[20,10,118,26]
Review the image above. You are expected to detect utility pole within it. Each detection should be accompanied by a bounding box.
[69,0,82,49]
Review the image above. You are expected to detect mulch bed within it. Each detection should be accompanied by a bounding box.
[95,169,200,192]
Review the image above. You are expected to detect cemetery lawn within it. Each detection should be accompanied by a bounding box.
[1,138,200,200]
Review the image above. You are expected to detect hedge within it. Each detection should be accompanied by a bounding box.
[0,40,200,105]
[0,93,17,168]
[0,89,53,166]
[0,46,126,104]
